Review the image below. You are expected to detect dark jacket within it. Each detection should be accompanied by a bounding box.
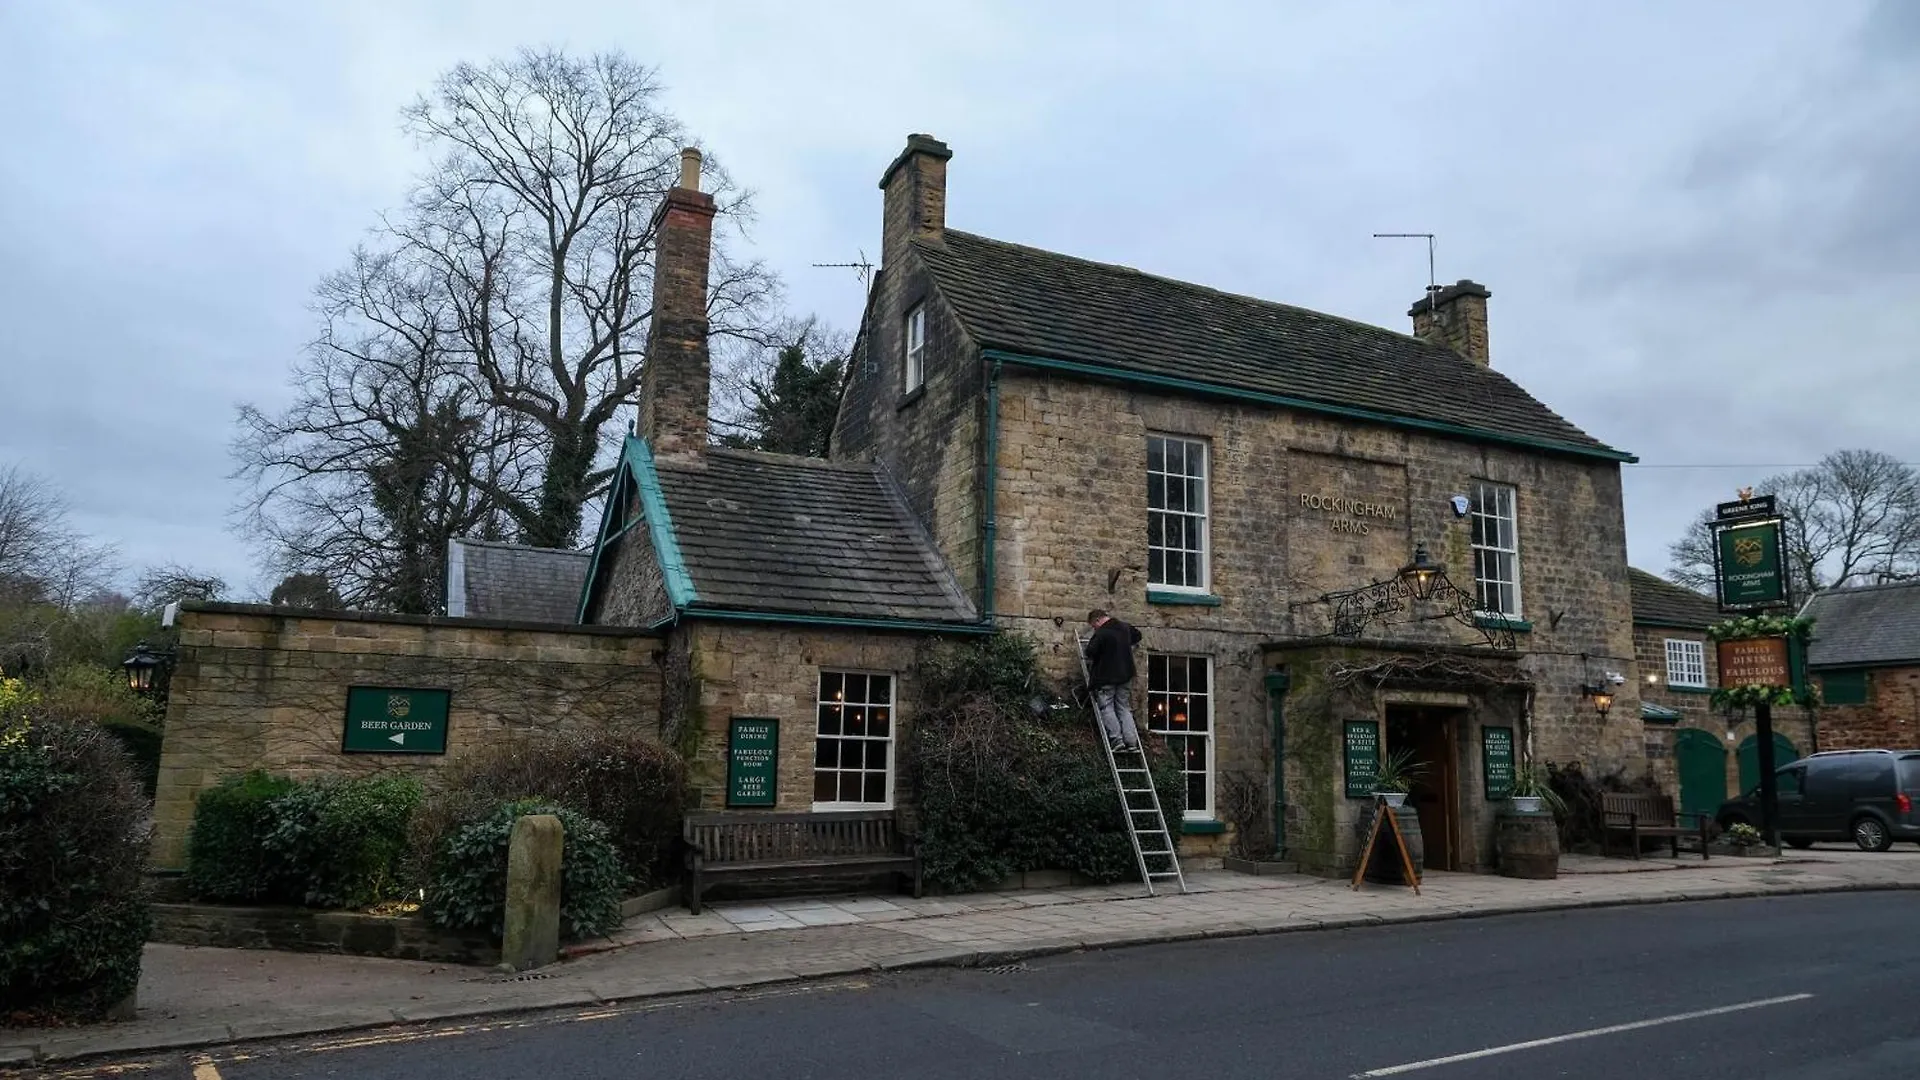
[1085,618,1142,686]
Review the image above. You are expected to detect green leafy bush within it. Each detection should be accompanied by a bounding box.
[909,634,1186,893]
[186,772,422,908]
[99,720,162,798]
[414,730,687,888]
[263,775,422,909]
[424,801,627,940]
[186,770,297,902]
[0,713,153,1024]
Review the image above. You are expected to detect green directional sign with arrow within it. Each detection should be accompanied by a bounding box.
[341,687,451,755]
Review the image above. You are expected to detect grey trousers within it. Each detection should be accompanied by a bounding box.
[1092,684,1140,747]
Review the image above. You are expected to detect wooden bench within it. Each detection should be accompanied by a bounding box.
[682,810,922,914]
[1602,792,1710,860]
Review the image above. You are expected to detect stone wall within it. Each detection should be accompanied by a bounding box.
[585,489,672,628]
[152,604,664,868]
[1815,665,1920,751]
[986,369,1643,823]
[670,621,936,814]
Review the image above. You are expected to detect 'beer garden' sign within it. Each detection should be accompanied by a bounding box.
[341,687,450,754]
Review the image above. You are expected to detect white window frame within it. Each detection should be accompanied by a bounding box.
[1664,638,1708,689]
[903,305,926,394]
[1145,653,1215,821]
[1147,434,1211,593]
[812,670,896,811]
[1469,480,1521,618]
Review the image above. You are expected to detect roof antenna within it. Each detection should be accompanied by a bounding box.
[812,250,875,292]
[1373,232,1437,307]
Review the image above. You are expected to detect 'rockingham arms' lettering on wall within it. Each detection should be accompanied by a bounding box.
[1300,493,1398,535]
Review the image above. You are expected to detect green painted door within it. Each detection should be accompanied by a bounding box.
[1676,728,1729,820]
[1737,733,1801,794]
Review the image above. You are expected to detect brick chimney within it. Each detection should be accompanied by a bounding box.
[637,147,716,460]
[879,134,951,267]
[1408,279,1492,365]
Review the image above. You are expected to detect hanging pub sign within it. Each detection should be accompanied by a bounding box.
[1482,726,1516,801]
[1718,636,1792,688]
[1714,516,1788,611]
[726,716,779,807]
[1343,720,1380,799]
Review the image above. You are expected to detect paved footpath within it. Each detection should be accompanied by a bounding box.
[6,845,1917,1067]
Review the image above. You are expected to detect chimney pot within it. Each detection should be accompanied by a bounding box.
[678,147,702,192]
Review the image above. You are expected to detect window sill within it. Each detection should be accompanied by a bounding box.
[1667,685,1714,695]
[1473,614,1532,633]
[1147,590,1222,607]
[1180,819,1227,835]
[897,386,926,411]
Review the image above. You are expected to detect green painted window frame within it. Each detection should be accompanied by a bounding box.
[1147,590,1222,606]
[1180,819,1226,835]
[1472,614,1532,633]
[1821,668,1869,706]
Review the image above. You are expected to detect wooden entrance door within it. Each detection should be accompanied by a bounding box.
[1387,706,1460,871]
[1675,728,1728,820]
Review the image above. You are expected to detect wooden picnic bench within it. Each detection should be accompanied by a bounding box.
[682,810,922,914]
[1601,792,1710,860]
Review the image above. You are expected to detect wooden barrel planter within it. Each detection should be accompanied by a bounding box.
[1356,802,1424,884]
[1495,808,1559,879]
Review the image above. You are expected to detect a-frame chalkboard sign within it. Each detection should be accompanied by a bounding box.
[1350,799,1421,894]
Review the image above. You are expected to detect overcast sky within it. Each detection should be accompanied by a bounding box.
[2,0,1914,599]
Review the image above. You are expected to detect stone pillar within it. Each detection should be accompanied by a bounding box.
[500,814,564,972]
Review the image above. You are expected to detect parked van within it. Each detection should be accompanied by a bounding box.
[1716,749,1920,851]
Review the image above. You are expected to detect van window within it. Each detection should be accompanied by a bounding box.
[1778,766,1804,796]
[1837,754,1895,793]
[1898,756,1920,793]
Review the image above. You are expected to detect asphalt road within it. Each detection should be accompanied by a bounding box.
[46,892,1920,1079]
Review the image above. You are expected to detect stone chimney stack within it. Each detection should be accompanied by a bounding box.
[637,147,717,460]
[879,134,951,267]
[1408,279,1492,366]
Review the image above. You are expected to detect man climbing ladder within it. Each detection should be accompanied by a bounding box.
[1081,610,1187,895]
[1084,609,1142,751]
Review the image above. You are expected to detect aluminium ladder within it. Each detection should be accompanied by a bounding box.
[1080,635,1188,896]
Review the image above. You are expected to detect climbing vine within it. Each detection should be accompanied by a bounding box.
[1705,614,1815,642]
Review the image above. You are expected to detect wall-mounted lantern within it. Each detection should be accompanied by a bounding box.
[121,641,168,694]
[1397,542,1443,602]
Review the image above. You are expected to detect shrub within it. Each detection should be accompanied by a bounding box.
[909,634,1186,893]
[0,713,153,1024]
[187,771,423,909]
[419,730,687,887]
[100,721,162,798]
[424,801,628,940]
[1546,760,1661,852]
[186,770,297,902]
[263,774,422,909]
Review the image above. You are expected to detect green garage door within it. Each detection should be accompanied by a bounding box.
[1738,733,1801,794]
[1676,728,1729,820]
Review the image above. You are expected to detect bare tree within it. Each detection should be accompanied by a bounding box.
[236,49,780,602]
[396,49,776,546]
[133,563,227,612]
[0,465,77,597]
[1667,449,1920,596]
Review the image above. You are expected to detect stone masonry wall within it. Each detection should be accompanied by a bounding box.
[832,254,984,606]
[1816,665,1920,751]
[672,622,930,815]
[988,369,1644,818]
[586,490,672,629]
[152,605,664,868]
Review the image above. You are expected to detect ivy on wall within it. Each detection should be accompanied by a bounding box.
[1706,615,1819,711]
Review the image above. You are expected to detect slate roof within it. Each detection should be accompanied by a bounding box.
[1802,581,1920,668]
[649,446,978,624]
[912,230,1628,460]
[446,538,590,624]
[1628,568,1721,629]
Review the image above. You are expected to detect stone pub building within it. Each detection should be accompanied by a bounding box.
[155,136,1647,877]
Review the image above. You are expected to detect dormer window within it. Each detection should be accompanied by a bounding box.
[904,305,926,394]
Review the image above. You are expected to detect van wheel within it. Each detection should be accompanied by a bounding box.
[1853,815,1893,852]
[1786,836,1814,849]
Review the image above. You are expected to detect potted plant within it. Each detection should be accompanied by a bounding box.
[1508,764,1564,815]
[1371,748,1425,808]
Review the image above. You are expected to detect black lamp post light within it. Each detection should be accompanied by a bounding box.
[121,641,170,694]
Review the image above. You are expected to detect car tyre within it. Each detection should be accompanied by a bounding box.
[1785,836,1814,849]
[1852,815,1893,852]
